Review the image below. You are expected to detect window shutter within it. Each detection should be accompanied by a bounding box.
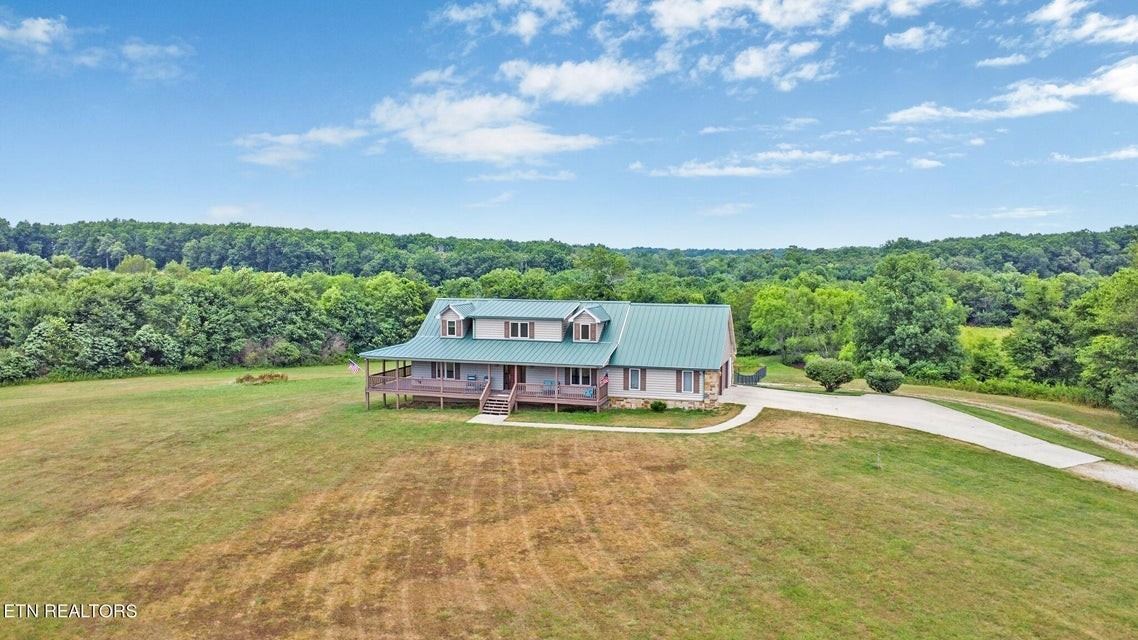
[564,368,571,385]
[504,320,509,338]
[455,363,461,379]
[676,370,682,393]
[529,321,535,339]
[641,369,647,390]
[441,318,447,336]
[623,368,629,390]
[430,362,437,379]
[574,323,580,341]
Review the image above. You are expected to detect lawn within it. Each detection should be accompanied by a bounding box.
[3,367,1138,639]
[508,403,744,428]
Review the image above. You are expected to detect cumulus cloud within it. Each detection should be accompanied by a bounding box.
[642,147,898,177]
[976,53,1030,68]
[499,57,648,104]
[0,15,71,54]
[728,41,833,91]
[371,90,600,164]
[412,65,463,86]
[886,56,1138,123]
[0,14,195,80]
[909,157,944,168]
[1051,145,1138,163]
[883,22,951,51]
[643,0,973,38]
[437,0,578,43]
[120,39,195,80]
[1029,0,1138,45]
[234,126,369,168]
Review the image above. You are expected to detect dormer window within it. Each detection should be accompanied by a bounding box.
[509,321,530,338]
[445,319,457,337]
[579,323,590,340]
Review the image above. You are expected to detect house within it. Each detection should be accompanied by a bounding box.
[358,298,736,415]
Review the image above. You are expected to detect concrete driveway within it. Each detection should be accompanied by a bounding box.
[721,386,1102,469]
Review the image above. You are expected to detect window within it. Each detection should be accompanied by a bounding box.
[682,370,694,393]
[569,367,593,386]
[630,368,641,390]
[435,362,457,379]
[445,319,457,337]
[579,323,591,341]
[509,321,530,338]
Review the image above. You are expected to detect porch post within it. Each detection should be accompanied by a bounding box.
[394,359,401,410]
[365,358,371,410]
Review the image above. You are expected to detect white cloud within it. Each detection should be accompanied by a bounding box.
[120,39,195,80]
[467,190,516,208]
[0,15,71,54]
[699,125,736,134]
[728,41,833,91]
[412,65,463,86]
[371,90,600,164]
[500,57,648,104]
[968,137,985,146]
[471,169,576,181]
[1029,0,1138,46]
[909,157,944,168]
[605,0,640,17]
[697,202,751,217]
[1028,0,1091,27]
[952,206,1063,220]
[644,0,972,38]
[438,0,578,43]
[883,22,951,51]
[886,56,1138,123]
[976,53,1030,68]
[644,147,898,177]
[234,126,368,168]
[1051,145,1138,163]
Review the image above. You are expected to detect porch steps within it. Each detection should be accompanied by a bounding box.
[481,393,512,416]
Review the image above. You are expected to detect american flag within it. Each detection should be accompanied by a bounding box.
[348,359,361,374]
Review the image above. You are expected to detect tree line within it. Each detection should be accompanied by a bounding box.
[1,218,1136,422]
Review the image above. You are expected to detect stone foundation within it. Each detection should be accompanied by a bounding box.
[609,395,714,411]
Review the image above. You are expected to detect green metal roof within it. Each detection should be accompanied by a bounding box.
[444,301,475,317]
[361,298,732,371]
[608,303,731,370]
[573,304,611,323]
[462,299,580,320]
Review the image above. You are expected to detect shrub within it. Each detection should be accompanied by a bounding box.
[864,359,903,394]
[266,340,303,366]
[1113,379,1138,424]
[236,372,289,385]
[804,358,856,392]
[649,400,667,412]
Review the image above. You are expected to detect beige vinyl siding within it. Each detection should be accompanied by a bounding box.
[472,318,564,341]
[605,367,705,401]
[526,366,557,384]
[411,361,433,378]
[440,308,465,338]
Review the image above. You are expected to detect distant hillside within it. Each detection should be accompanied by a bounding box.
[0,217,1135,284]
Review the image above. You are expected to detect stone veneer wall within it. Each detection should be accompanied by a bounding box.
[608,370,720,410]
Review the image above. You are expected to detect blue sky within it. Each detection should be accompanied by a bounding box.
[1,1,1135,249]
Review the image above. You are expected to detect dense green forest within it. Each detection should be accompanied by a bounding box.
[1,217,1136,421]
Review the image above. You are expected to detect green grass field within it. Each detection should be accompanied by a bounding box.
[508,403,743,428]
[3,367,1138,638]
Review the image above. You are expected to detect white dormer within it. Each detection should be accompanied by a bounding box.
[568,305,608,343]
[439,302,474,338]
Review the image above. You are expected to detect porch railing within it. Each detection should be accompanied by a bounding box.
[515,380,608,403]
[367,376,487,397]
